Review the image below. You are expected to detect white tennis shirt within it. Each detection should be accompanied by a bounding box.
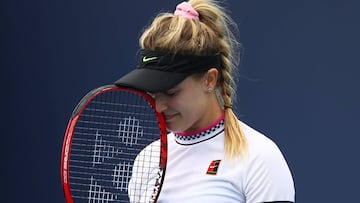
[129,118,295,203]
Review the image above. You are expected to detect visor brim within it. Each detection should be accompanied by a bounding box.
[114,68,190,93]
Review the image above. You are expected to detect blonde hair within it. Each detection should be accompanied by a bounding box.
[139,0,248,159]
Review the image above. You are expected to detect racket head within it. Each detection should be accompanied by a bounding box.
[60,85,167,203]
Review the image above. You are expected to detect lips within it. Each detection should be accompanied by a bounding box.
[164,113,177,122]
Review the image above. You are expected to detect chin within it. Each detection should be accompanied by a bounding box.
[166,124,183,133]
[167,127,180,133]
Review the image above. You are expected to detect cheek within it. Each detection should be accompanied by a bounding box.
[173,92,205,115]
[168,96,188,112]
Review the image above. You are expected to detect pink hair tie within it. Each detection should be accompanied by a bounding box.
[174,2,199,20]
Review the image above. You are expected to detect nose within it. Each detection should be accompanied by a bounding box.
[154,94,168,113]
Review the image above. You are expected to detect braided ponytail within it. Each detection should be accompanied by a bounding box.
[220,55,248,159]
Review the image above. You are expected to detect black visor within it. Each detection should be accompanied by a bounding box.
[115,49,221,93]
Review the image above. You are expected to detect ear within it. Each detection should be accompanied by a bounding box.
[203,68,219,90]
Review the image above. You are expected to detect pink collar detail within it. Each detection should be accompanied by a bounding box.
[175,113,225,137]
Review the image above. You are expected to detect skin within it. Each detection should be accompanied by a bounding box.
[153,68,223,133]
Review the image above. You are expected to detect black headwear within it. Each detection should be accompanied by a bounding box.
[115,49,221,93]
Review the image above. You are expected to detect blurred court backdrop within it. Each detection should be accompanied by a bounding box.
[2,0,359,202]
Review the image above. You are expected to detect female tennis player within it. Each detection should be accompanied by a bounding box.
[116,0,295,202]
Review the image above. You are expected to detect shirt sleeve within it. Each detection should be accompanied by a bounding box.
[244,140,295,203]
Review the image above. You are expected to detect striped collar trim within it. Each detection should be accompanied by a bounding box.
[173,119,224,145]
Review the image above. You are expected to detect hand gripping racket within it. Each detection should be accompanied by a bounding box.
[60,85,167,203]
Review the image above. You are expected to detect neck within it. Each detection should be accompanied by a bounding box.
[176,112,225,137]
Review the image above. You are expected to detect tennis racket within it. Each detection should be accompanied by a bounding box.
[60,85,167,203]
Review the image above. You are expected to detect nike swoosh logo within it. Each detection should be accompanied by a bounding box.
[142,56,157,63]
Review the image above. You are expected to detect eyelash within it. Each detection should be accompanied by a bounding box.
[148,91,177,99]
[165,91,177,97]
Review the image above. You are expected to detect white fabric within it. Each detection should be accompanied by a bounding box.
[129,120,295,203]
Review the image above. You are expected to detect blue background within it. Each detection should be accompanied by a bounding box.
[2,0,359,202]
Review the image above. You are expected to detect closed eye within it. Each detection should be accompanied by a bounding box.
[164,90,179,97]
[165,92,176,97]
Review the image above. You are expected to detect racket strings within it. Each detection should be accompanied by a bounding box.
[68,90,162,202]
